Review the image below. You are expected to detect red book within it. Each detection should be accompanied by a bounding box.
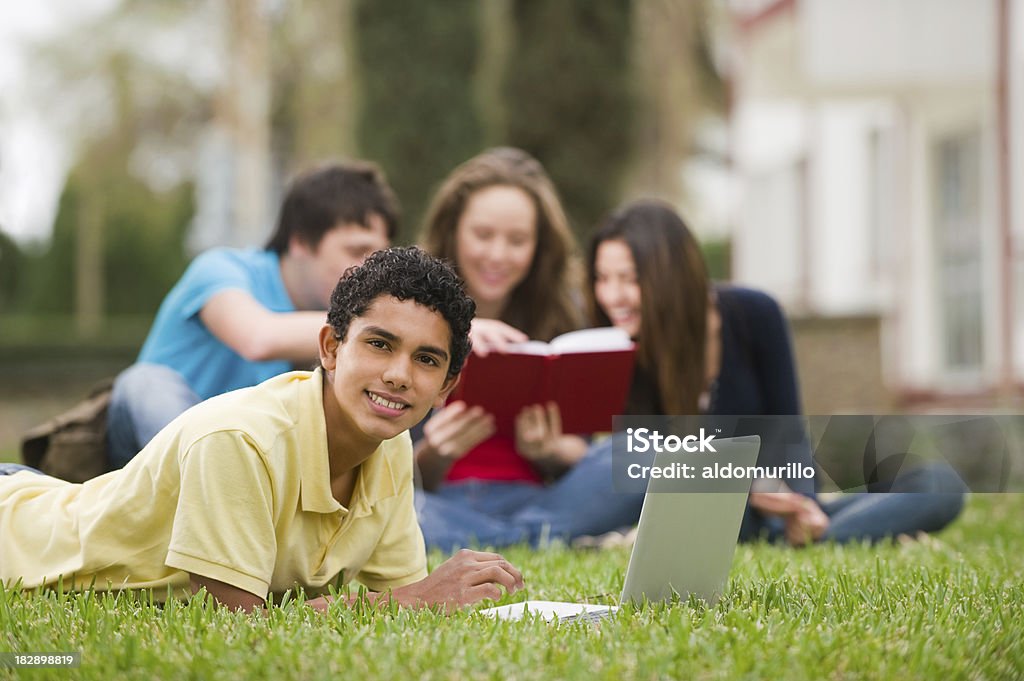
[450,328,636,437]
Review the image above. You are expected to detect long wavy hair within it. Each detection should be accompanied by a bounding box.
[420,147,581,341]
[587,200,709,415]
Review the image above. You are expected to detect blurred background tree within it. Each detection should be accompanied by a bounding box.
[271,0,359,172]
[20,159,194,319]
[500,0,634,239]
[0,0,725,461]
[352,0,484,242]
[3,0,724,333]
[8,4,205,338]
[0,231,23,312]
[627,0,724,202]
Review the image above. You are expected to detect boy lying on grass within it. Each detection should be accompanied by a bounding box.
[0,247,523,613]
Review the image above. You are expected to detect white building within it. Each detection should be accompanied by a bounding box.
[727,0,1023,406]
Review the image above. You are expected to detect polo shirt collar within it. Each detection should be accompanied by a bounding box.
[298,369,401,516]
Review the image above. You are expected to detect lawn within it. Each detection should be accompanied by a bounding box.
[2,494,1022,681]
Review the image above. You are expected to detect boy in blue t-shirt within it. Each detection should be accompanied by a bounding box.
[107,161,399,468]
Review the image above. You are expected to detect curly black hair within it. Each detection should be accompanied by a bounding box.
[327,247,475,378]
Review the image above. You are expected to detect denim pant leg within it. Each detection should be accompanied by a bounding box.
[106,363,201,469]
[508,437,648,542]
[415,482,540,552]
[0,463,44,476]
[441,480,547,517]
[820,462,967,543]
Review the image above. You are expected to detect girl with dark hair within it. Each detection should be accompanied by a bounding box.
[587,200,709,417]
[585,199,966,545]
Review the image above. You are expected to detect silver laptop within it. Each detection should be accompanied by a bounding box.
[482,435,761,622]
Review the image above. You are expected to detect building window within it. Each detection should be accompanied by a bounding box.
[934,130,983,375]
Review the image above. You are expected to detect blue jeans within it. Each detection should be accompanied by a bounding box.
[417,438,648,551]
[0,463,43,476]
[106,363,200,469]
[739,462,968,544]
[819,463,967,542]
[417,437,968,551]
[416,482,540,552]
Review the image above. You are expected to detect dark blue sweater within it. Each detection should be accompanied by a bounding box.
[710,286,802,416]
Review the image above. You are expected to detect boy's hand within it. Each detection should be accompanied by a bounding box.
[394,549,524,613]
[469,318,528,356]
[422,401,496,460]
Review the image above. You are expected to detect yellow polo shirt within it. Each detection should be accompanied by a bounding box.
[0,370,427,600]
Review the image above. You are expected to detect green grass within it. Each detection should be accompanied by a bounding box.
[2,495,1022,680]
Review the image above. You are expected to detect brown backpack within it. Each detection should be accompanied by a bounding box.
[20,379,114,483]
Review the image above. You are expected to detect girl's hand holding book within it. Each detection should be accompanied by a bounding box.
[422,401,496,460]
[468,318,528,356]
[515,402,588,473]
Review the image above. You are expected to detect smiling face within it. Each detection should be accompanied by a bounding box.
[319,295,458,451]
[594,239,642,338]
[454,185,537,317]
[292,214,391,309]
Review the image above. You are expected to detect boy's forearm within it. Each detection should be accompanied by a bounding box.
[248,312,327,363]
[301,549,525,615]
[200,291,325,363]
[191,574,266,613]
[306,583,425,613]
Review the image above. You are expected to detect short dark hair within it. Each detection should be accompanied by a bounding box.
[327,247,475,378]
[265,160,400,254]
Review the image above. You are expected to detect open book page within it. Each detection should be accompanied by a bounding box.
[550,327,633,353]
[506,327,633,356]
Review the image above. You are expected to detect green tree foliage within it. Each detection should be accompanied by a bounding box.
[18,166,192,316]
[628,0,724,204]
[501,0,634,239]
[101,179,193,316]
[271,1,358,169]
[701,238,731,281]
[0,231,24,313]
[352,0,484,242]
[12,2,203,323]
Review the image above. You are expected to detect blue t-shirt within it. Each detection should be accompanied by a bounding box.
[137,248,296,400]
